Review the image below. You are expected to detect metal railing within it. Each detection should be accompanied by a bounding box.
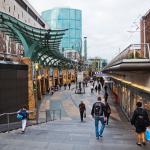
[107,43,150,67]
[0,109,61,133]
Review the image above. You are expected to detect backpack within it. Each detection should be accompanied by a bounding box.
[94,102,102,116]
[136,109,145,126]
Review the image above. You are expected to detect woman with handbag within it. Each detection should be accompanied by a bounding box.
[131,101,150,146]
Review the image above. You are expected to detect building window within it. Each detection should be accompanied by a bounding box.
[14,5,15,11]
[22,12,23,18]
[9,7,10,12]
[18,14,19,19]
[4,0,5,2]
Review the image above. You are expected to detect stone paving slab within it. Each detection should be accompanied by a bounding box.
[0,85,150,150]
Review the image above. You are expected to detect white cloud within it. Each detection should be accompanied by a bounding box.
[28,0,150,62]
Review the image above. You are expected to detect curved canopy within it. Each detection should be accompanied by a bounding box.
[0,11,75,68]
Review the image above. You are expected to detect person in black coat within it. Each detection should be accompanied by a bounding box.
[131,101,150,146]
[104,92,108,102]
[105,101,111,125]
[79,101,86,122]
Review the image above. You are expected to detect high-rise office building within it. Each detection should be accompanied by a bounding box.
[42,8,82,56]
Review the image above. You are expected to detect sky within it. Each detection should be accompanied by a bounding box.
[28,0,150,62]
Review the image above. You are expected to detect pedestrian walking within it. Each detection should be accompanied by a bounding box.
[91,85,94,93]
[17,105,29,134]
[91,97,107,139]
[104,85,108,93]
[131,101,150,146]
[100,77,104,87]
[79,101,86,122]
[104,92,108,101]
[95,85,98,93]
[97,84,101,94]
[68,83,71,90]
[105,101,111,125]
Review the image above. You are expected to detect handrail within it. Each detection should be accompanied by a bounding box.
[0,109,61,133]
[106,43,150,68]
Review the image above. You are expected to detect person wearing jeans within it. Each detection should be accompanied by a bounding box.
[91,97,107,139]
[95,116,105,138]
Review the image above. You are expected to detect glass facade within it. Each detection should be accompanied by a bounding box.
[42,8,82,53]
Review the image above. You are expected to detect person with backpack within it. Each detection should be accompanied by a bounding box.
[79,101,86,122]
[105,101,111,125]
[131,101,150,146]
[17,105,29,134]
[91,97,107,139]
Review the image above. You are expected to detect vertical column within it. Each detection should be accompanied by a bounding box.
[84,37,87,61]
[21,57,36,119]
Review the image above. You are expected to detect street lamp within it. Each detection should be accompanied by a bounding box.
[34,63,39,124]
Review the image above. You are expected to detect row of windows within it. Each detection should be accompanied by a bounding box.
[2,0,45,28]
[61,38,81,49]
[5,5,31,24]
[14,0,45,28]
[49,20,81,30]
[42,9,81,21]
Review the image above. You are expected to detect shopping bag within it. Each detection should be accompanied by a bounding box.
[145,127,150,141]
[17,114,23,120]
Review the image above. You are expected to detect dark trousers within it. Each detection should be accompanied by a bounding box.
[80,111,84,122]
[106,113,110,125]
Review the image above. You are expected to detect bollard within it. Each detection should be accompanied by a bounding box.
[53,110,55,121]
[60,110,61,120]
[45,110,48,123]
[46,110,51,122]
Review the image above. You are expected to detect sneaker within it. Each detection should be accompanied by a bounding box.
[99,135,103,137]
[136,143,142,146]
[96,137,99,140]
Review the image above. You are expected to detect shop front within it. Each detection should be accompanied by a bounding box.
[112,78,150,120]
[53,68,59,86]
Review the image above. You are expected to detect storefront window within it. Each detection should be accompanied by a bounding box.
[143,98,150,117]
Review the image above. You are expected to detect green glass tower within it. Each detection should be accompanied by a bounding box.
[42,8,82,53]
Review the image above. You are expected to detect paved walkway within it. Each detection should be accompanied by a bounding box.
[0,84,149,150]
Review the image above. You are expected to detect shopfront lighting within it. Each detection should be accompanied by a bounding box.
[35,63,39,71]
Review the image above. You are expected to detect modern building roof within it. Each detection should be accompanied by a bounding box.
[0,11,75,68]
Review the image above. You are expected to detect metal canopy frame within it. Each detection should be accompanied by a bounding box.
[0,11,74,68]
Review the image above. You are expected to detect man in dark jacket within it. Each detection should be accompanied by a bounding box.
[91,97,107,139]
[79,101,86,122]
[131,101,150,146]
